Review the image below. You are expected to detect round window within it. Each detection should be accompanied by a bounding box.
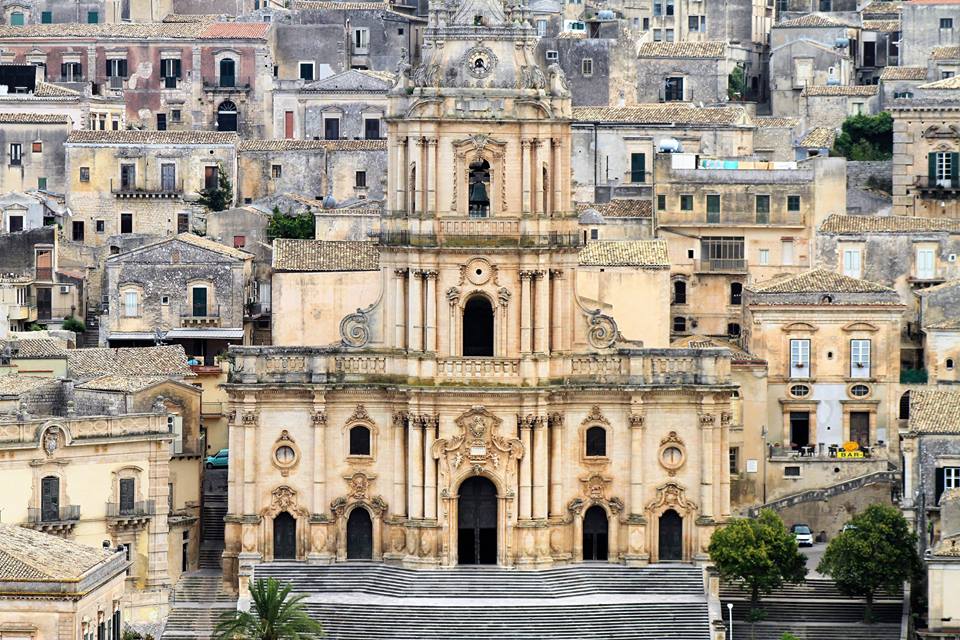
[275,445,296,464]
[662,446,683,466]
[849,384,870,398]
[790,384,810,398]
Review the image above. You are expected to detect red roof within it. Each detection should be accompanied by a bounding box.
[200,22,270,39]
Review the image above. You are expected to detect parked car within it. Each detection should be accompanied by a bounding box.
[791,523,814,547]
[205,448,229,469]
[842,523,857,533]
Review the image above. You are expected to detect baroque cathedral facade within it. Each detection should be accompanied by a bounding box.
[222,0,735,590]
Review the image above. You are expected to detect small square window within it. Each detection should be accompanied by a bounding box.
[171,109,181,122]
[161,296,170,305]
[32,141,42,153]
[233,235,246,248]
[96,219,105,233]
[298,61,315,81]
[787,195,801,212]
[590,228,599,240]
[941,18,954,29]
[657,194,666,210]
[38,177,47,190]
[758,248,769,265]
[784,466,801,477]
[581,58,593,76]
[398,28,404,35]
[87,10,98,23]
[355,170,367,188]
[680,194,693,211]
[272,164,282,178]
[41,11,52,23]
[80,167,90,182]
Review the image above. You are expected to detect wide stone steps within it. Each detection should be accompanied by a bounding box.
[255,562,705,598]
[720,578,902,601]
[162,572,237,640]
[201,502,226,543]
[303,602,711,640]
[725,600,901,624]
[197,545,223,571]
[726,622,901,640]
[162,606,235,640]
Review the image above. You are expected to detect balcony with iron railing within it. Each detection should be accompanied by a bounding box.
[181,304,221,327]
[111,177,184,199]
[695,258,748,273]
[25,504,80,534]
[915,175,960,197]
[202,75,252,92]
[107,75,125,91]
[106,500,155,527]
[378,213,582,248]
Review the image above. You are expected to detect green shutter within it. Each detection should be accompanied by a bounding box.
[631,153,646,182]
[929,152,937,183]
[952,152,959,187]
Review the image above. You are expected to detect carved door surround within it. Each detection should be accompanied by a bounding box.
[259,485,310,561]
[330,471,387,562]
[451,135,508,215]
[447,258,512,357]
[644,481,698,563]
[567,472,624,563]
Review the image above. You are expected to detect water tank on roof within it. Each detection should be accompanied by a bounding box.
[834,37,849,48]
[598,9,615,19]
[658,138,682,153]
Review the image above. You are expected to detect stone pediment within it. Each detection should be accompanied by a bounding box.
[433,406,523,495]
[303,69,394,93]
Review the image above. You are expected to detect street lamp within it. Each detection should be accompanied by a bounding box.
[727,602,734,639]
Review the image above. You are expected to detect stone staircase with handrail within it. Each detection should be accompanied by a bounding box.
[747,468,900,518]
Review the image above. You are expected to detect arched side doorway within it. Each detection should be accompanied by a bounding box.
[458,476,497,565]
[273,511,297,560]
[658,509,683,561]
[346,508,373,560]
[217,100,238,132]
[582,506,609,561]
[462,296,494,357]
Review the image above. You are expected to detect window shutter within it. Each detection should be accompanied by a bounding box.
[952,152,959,187]
[632,153,646,180]
[929,152,938,181]
[174,59,182,78]
[60,62,67,78]
[936,467,946,504]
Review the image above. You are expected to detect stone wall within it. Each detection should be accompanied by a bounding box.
[774,482,894,543]
[846,160,892,215]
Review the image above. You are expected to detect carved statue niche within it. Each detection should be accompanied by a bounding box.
[432,406,523,497]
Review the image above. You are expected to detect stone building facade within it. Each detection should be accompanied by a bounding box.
[890,100,960,218]
[221,0,737,594]
[0,112,72,194]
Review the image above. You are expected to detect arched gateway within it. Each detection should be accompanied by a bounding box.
[457,476,497,565]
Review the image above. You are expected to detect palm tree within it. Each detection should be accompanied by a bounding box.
[214,578,324,640]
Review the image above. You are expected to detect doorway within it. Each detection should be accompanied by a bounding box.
[582,506,609,561]
[40,475,60,522]
[462,296,494,357]
[658,509,682,561]
[458,476,497,565]
[273,511,296,560]
[789,411,810,450]
[850,411,870,447]
[217,101,238,132]
[346,508,373,560]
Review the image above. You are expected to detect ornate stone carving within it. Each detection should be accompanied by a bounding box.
[348,404,372,424]
[432,406,523,492]
[241,410,259,425]
[660,431,683,446]
[548,412,564,428]
[720,412,732,425]
[347,472,372,500]
[567,497,584,516]
[463,45,498,79]
[412,62,440,87]
[446,286,461,307]
[520,64,546,90]
[646,481,698,514]
[699,413,716,425]
[583,405,610,427]
[311,410,327,426]
[42,426,61,456]
[497,287,511,308]
[629,413,645,427]
[339,308,371,348]
[264,485,309,519]
[581,473,610,501]
[586,309,621,349]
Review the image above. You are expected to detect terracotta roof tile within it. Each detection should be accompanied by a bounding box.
[238,139,386,152]
[861,1,903,16]
[273,239,380,271]
[33,82,81,97]
[932,46,960,60]
[749,268,895,294]
[863,19,901,31]
[0,523,116,581]
[880,66,927,81]
[572,104,748,126]
[76,375,172,392]
[199,22,270,39]
[932,534,960,557]
[820,213,960,233]
[67,345,194,379]
[754,116,800,128]
[578,240,669,268]
[0,375,59,397]
[67,130,238,145]
[910,389,960,434]
[920,75,960,89]
[636,41,726,58]
[292,0,426,19]
[801,85,879,96]
[671,335,764,363]
[577,200,652,218]
[0,113,70,124]
[799,127,837,148]
[172,233,253,260]
[776,13,853,27]
[0,22,206,39]
[0,338,68,358]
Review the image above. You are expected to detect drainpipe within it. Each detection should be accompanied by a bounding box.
[593,123,598,200]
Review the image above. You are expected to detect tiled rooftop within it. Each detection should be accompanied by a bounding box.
[776,13,852,27]
[578,240,669,268]
[76,375,172,393]
[0,113,70,124]
[670,335,764,364]
[67,130,238,145]
[0,338,68,358]
[920,75,960,90]
[636,41,726,58]
[172,233,253,261]
[238,139,387,152]
[572,104,748,126]
[801,85,879,97]
[861,1,902,16]
[577,200,652,218]
[754,116,800,128]
[910,389,960,434]
[880,66,927,81]
[33,82,81,97]
[820,214,960,233]
[749,269,895,294]
[863,19,900,31]
[799,127,837,148]
[273,239,381,272]
[0,21,268,39]
[932,46,960,60]
[199,22,271,39]
[0,522,115,582]
[67,345,194,379]
[0,375,59,397]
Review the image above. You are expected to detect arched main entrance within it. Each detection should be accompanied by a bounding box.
[582,506,609,561]
[273,511,297,560]
[458,476,497,565]
[346,508,373,560]
[658,509,683,561]
[217,100,238,132]
[462,296,494,357]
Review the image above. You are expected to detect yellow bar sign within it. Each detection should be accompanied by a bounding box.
[838,451,864,459]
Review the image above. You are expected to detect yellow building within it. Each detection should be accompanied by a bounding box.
[891,100,960,218]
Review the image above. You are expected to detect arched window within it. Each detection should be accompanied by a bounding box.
[585,426,606,457]
[947,358,955,371]
[672,316,687,333]
[468,159,490,218]
[730,282,743,305]
[349,425,371,456]
[219,58,236,87]
[673,280,686,305]
[462,296,494,356]
[217,100,238,132]
[727,323,741,337]
[899,391,910,420]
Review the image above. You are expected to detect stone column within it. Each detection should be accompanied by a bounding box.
[396,137,408,212]
[548,413,563,518]
[532,417,548,520]
[393,412,407,517]
[700,414,714,519]
[551,138,562,215]
[424,271,438,352]
[423,416,437,520]
[530,139,541,214]
[408,419,424,519]
[394,269,407,349]
[534,271,549,354]
[519,417,533,520]
[629,414,645,515]
[408,270,423,352]
[550,270,564,353]
[521,139,531,213]
[226,407,243,515]
[720,413,731,517]
[519,271,533,354]
[415,137,425,213]
[446,288,460,356]
[311,406,327,515]
[242,410,257,515]
[426,137,438,214]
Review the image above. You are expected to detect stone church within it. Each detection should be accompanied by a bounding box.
[222,0,735,590]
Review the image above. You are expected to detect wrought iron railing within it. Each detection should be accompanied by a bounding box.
[28,504,80,524]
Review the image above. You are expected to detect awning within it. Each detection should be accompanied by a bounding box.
[164,328,244,340]
[107,332,155,341]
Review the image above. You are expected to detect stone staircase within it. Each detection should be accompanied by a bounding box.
[161,571,236,640]
[254,563,712,639]
[747,469,899,517]
[720,578,904,640]
[198,496,226,570]
[81,312,100,347]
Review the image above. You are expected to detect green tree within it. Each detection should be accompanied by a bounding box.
[708,509,807,616]
[728,65,746,100]
[831,112,893,160]
[266,206,315,240]
[817,504,919,623]
[214,578,323,640]
[62,315,86,334]
[197,163,234,212]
